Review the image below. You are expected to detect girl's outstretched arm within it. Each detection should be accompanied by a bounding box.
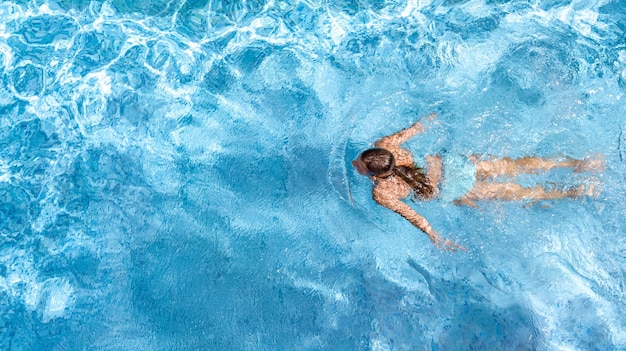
[375,113,437,150]
[373,185,463,251]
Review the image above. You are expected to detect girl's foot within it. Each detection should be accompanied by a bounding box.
[570,181,601,198]
[574,155,605,173]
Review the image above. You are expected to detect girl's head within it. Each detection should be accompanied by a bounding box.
[353,148,435,199]
[352,148,395,178]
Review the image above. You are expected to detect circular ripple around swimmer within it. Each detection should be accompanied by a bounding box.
[9,62,45,99]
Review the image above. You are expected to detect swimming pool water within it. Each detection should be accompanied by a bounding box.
[1,0,626,350]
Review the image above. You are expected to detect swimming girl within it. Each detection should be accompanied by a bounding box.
[352,113,604,251]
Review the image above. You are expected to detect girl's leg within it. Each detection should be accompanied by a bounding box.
[459,181,595,204]
[470,155,604,181]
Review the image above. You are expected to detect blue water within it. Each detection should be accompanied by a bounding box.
[1,0,626,350]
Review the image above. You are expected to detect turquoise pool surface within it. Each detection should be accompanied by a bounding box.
[1,0,626,350]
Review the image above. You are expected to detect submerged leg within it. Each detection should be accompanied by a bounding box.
[471,155,605,181]
[459,181,597,204]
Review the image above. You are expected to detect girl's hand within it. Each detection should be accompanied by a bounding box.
[430,234,466,252]
[422,112,438,123]
[440,239,466,252]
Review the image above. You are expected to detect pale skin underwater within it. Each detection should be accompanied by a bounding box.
[352,113,605,251]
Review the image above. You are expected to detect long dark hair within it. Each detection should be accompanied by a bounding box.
[394,165,435,200]
[358,148,435,200]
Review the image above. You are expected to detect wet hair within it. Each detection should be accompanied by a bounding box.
[359,148,395,176]
[358,148,435,200]
[394,166,435,200]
